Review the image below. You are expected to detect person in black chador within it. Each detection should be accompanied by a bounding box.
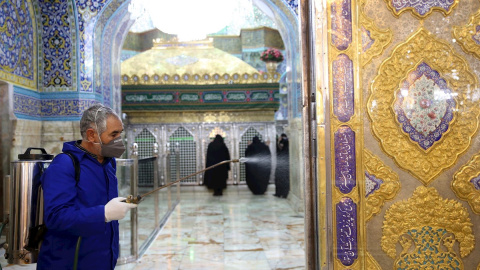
[204,134,231,196]
[245,136,272,195]
[274,133,289,198]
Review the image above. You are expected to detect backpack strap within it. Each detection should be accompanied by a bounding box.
[110,158,116,170]
[61,152,80,184]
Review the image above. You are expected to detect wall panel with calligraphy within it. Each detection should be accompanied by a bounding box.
[324,0,480,269]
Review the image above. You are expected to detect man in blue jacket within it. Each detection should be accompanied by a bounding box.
[37,104,137,270]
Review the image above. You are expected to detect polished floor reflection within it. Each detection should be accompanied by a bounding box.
[0,185,305,270]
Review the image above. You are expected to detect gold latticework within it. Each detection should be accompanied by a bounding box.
[367,28,479,185]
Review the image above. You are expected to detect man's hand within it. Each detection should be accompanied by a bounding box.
[105,197,138,222]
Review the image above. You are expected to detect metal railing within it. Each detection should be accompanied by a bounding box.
[116,143,180,265]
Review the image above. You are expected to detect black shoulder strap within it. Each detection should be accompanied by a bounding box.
[110,158,116,169]
[62,152,80,184]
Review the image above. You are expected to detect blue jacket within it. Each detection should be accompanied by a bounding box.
[37,141,119,270]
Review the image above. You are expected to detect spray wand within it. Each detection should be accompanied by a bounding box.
[124,158,244,204]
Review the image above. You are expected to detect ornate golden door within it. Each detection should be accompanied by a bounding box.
[318,0,480,268]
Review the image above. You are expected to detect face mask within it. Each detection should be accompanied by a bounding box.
[98,136,126,158]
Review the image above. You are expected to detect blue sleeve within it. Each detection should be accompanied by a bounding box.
[41,154,106,237]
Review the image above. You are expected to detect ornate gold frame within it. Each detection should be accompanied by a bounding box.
[363,149,400,221]
[452,153,480,215]
[453,10,480,59]
[367,28,479,185]
[383,0,459,19]
[359,10,392,67]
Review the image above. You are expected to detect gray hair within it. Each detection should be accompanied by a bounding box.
[80,104,120,139]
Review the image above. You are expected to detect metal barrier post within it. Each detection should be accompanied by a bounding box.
[130,143,139,259]
[175,147,180,200]
[3,175,10,222]
[233,138,238,184]
[166,143,172,210]
[152,143,159,227]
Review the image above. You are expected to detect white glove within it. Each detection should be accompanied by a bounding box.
[105,197,138,222]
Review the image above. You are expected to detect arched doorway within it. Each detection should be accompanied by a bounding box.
[93,0,311,267]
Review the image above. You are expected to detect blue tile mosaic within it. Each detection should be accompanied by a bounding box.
[76,0,109,92]
[284,0,299,15]
[37,0,75,91]
[13,86,98,120]
[0,0,36,88]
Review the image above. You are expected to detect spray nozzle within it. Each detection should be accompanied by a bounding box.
[124,195,142,204]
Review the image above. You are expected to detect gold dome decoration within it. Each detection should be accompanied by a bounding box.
[121,38,280,85]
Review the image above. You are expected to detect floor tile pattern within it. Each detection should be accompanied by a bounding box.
[0,185,305,269]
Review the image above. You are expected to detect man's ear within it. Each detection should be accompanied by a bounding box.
[86,128,97,142]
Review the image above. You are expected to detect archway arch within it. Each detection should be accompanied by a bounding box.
[96,0,306,211]
[92,0,309,262]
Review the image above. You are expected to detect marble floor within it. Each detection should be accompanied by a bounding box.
[0,185,306,269]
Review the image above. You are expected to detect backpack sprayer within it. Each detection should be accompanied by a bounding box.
[124,158,245,204]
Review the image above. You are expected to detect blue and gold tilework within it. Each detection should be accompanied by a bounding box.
[0,0,36,89]
[76,0,109,92]
[13,86,97,120]
[36,0,76,91]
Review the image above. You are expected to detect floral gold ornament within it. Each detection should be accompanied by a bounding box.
[382,186,474,269]
[360,11,392,67]
[383,0,459,19]
[453,10,480,59]
[363,149,400,221]
[452,153,480,215]
[367,28,479,185]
